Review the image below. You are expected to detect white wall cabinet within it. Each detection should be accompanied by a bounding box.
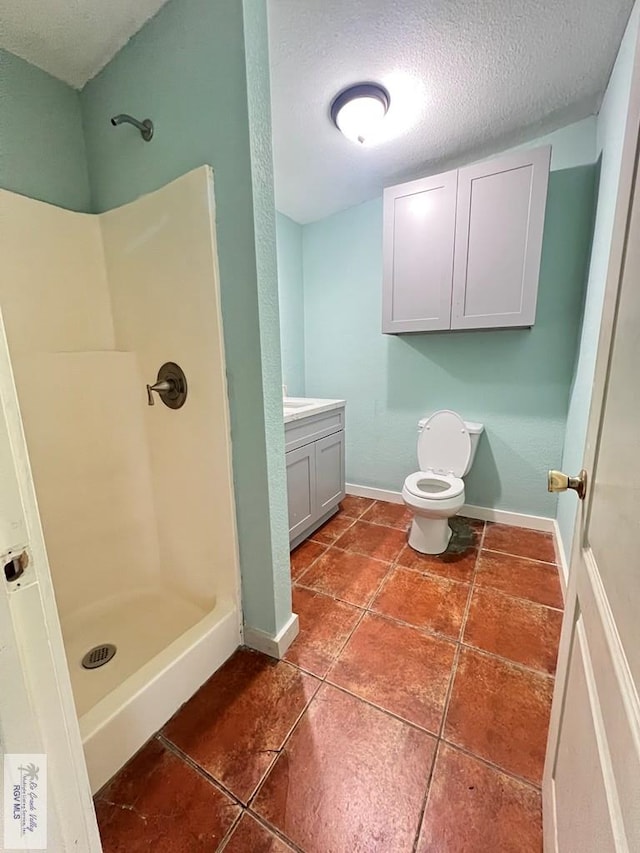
[382,170,458,332]
[382,145,551,333]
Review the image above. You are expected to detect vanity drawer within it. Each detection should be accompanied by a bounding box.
[284,407,345,452]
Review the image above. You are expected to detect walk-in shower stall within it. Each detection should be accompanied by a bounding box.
[2,167,241,791]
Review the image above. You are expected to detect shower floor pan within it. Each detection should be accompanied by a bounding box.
[63,586,240,792]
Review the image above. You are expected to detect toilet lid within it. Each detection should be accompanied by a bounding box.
[417,410,471,476]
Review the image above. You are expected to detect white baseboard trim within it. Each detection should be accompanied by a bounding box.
[346,483,404,504]
[552,520,569,597]
[461,504,555,532]
[244,612,299,659]
[346,483,555,532]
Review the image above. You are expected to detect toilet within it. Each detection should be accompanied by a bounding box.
[402,410,484,555]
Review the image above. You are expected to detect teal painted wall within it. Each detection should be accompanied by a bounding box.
[241,0,292,632]
[0,49,91,211]
[276,212,305,396]
[557,3,640,557]
[303,165,596,517]
[81,0,290,636]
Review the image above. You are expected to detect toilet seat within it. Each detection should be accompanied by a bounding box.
[404,470,464,501]
[417,410,471,476]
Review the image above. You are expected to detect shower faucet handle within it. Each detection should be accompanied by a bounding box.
[146,379,173,406]
[145,363,188,409]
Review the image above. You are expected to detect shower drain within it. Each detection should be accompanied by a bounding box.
[82,644,117,670]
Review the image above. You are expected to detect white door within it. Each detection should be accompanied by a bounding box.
[543,64,640,853]
[0,313,101,851]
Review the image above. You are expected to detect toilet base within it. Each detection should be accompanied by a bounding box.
[408,516,452,555]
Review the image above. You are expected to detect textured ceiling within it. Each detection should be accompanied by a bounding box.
[0,0,171,88]
[268,0,634,223]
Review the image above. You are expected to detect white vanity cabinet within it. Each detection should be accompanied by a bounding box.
[285,443,317,541]
[284,404,346,548]
[382,145,551,333]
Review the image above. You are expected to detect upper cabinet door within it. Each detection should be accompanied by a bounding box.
[451,146,551,329]
[382,170,458,333]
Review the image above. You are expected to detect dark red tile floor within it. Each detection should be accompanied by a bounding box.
[96,498,563,852]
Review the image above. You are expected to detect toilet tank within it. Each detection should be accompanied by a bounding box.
[417,416,484,477]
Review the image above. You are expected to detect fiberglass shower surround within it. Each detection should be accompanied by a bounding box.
[1,167,241,791]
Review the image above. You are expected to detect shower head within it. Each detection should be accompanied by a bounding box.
[110,114,154,142]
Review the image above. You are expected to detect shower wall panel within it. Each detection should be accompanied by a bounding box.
[1,189,161,620]
[13,352,160,617]
[100,167,238,609]
[1,190,114,353]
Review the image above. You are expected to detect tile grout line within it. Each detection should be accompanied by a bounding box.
[298,511,386,673]
[246,679,328,822]
[292,541,335,584]
[157,733,247,807]
[157,734,298,852]
[319,679,441,739]
[322,601,368,677]
[294,581,369,614]
[467,518,488,623]
[463,581,565,613]
[355,606,461,650]
[215,808,245,852]
[293,579,370,610]
[296,501,375,581]
[244,672,324,805]
[388,560,563,614]
[457,639,557,679]
[435,521,485,742]
[408,522,486,853]
[481,545,559,567]
[293,540,395,611]
[439,738,544,792]
[409,522,482,851]
[410,739,442,853]
[456,521,485,646]
[244,809,304,852]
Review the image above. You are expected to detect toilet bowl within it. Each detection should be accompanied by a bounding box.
[402,410,483,554]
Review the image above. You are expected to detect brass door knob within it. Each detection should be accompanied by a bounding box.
[548,469,587,500]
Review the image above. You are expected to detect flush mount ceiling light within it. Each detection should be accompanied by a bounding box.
[330,83,390,145]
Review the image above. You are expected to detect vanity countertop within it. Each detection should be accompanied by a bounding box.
[283,396,346,425]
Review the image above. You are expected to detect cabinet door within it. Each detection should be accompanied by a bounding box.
[382,170,458,333]
[285,443,317,541]
[451,145,550,329]
[315,431,345,514]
